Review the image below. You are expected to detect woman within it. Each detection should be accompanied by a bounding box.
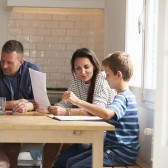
[37,48,115,168]
[48,48,115,115]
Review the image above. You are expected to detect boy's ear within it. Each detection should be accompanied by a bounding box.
[117,71,123,78]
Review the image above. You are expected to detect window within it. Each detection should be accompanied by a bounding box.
[125,0,143,87]
[144,0,158,89]
[126,0,158,90]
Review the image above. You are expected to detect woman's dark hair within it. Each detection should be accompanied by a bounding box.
[71,48,101,103]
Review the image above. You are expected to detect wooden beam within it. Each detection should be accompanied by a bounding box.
[7,0,105,8]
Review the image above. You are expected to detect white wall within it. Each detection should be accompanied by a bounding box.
[153,0,168,167]
[7,10,104,88]
[104,0,126,55]
[130,87,153,163]
[0,0,8,49]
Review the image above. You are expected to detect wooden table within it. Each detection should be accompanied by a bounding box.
[0,112,115,168]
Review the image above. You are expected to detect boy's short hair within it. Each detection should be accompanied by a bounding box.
[102,51,133,81]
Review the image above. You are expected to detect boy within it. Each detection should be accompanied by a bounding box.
[62,51,140,167]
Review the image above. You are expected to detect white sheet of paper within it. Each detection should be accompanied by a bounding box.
[48,115,103,121]
[29,68,50,109]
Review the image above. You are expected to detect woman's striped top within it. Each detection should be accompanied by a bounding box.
[58,71,116,108]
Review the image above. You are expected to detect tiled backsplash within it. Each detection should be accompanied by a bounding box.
[7,8,104,88]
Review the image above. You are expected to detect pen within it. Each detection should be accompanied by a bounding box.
[12,109,16,113]
[5,109,16,113]
[0,110,16,115]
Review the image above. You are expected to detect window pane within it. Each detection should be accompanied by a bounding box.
[125,0,143,87]
[144,0,158,89]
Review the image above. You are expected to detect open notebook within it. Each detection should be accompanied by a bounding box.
[48,115,103,121]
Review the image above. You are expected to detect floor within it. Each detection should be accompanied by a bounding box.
[17,166,41,168]
[17,153,150,168]
[17,152,42,168]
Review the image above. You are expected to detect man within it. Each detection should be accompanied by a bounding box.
[0,40,62,168]
[0,148,9,168]
[0,40,39,168]
[0,40,38,112]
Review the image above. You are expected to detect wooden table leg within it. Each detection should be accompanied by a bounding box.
[92,130,104,168]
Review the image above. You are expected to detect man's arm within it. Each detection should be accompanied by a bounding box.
[5,99,34,112]
[5,100,25,109]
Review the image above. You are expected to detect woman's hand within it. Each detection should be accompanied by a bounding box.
[48,106,67,116]
[36,108,49,114]
[62,91,79,105]
[31,100,39,109]
[31,100,49,114]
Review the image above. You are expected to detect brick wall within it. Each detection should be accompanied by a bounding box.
[7,9,104,88]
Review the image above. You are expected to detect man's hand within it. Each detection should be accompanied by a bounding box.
[13,100,33,113]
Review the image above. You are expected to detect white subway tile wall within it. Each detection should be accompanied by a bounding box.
[7,9,104,88]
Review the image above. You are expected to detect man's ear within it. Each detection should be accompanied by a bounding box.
[20,58,24,65]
